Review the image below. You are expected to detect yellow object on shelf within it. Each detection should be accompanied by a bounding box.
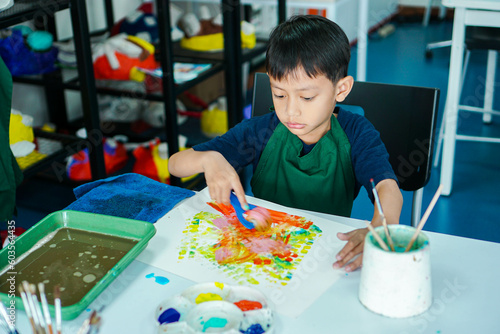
[201,99,228,138]
[127,35,155,55]
[180,22,256,52]
[126,35,155,82]
[16,150,47,170]
[152,146,198,183]
[41,123,56,132]
[129,66,146,82]
[128,34,154,81]
[151,144,170,184]
[9,112,34,145]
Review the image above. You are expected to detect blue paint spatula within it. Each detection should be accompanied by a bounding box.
[230,192,256,229]
[229,193,273,231]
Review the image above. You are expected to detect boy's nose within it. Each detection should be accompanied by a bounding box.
[286,99,300,117]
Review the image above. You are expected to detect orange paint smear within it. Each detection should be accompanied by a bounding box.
[208,202,313,230]
[207,202,315,265]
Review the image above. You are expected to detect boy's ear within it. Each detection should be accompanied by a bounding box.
[335,76,354,103]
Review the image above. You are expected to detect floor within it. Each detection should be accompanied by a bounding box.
[13,15,500,243]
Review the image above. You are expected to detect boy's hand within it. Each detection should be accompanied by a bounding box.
[202,151,248,209]
[332,228,368,272]
[333,179,402,272]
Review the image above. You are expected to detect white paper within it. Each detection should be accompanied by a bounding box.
[136,188,354,318]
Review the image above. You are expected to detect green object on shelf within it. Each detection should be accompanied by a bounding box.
[26,30,54,52]
[0,210,156,320]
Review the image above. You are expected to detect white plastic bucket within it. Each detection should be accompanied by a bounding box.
[359,225,432,318]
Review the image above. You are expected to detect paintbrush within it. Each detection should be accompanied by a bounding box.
[370,179,395,251]
[89,307,104,334]
[0,298,18,334]
[364,221,389,251]
[38,283,54,334]
[22,281,42,333]
[405,185,443,252]
[77,309,102,334]
[30,283,47,334]
[54,285,62,334]
[19,285,37,333]
[76,311,93,334]
[88,314,101,334]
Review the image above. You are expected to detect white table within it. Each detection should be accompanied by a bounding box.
[10,201,500,333]
[440,0,500,195]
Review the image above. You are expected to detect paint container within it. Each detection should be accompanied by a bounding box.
[227,286,273,332]
[156,282,275,333]
[185,301,243,333]
[358,225,432,318]
[181,282,231,304]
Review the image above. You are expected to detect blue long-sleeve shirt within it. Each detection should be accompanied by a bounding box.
[193,107,397,202]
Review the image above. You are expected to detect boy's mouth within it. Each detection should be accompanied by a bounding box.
[286,122,305,129]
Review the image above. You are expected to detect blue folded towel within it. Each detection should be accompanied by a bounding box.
[65,173,195,223]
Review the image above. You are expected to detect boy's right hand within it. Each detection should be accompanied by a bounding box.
[202,151,249,209]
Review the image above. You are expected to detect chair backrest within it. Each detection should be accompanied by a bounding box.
[251,72,440,191]
[465,27,500,51]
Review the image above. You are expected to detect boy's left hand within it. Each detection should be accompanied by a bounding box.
[332,228,368,272]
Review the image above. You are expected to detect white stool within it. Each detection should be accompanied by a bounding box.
[423,0,447,27]
[434,27,500,169]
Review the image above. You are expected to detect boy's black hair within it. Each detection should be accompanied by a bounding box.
[266,15,350,83]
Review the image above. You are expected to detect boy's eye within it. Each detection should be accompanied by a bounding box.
[273,93,285,99]
[302,96,314,101]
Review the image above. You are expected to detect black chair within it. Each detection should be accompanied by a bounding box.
[425,26,500,60]
[251,73,440,227]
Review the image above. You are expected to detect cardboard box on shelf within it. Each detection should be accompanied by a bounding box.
[185,71,226,107]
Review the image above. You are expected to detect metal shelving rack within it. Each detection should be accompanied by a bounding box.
[2,0,286,187]
[0,0,106,180]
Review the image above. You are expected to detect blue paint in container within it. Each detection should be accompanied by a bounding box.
[158,308,181,324]
[240,323,265,334]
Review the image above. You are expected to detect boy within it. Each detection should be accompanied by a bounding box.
[168,15,403,272]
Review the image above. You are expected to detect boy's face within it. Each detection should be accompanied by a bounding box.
[269,67,352,145]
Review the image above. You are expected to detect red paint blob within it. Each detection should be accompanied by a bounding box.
[234,300,263,311]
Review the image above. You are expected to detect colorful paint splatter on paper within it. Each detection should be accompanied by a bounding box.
[178,202,322,286]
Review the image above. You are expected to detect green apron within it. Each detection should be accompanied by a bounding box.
[0,56,23,222]
[251,114,355,216]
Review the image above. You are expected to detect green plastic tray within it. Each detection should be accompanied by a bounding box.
[0,210,156,320]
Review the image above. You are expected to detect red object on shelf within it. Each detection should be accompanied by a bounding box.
[67,138,129,181]
[132,138,170,184]
[1,227,26,249]
[93,49,158,81]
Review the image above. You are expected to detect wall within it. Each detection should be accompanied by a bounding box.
[399,0,438,6]
[249,0,398,43]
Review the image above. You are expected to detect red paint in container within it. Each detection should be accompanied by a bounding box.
[234,300,263,311]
